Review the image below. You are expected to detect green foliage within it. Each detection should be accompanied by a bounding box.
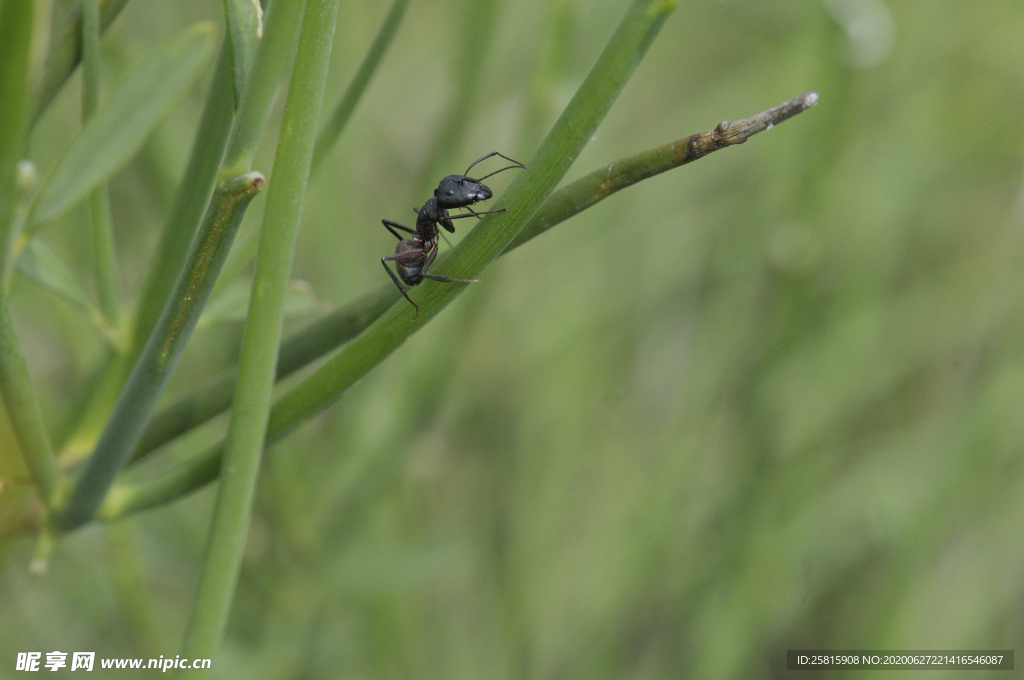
[14,238,96,320]
[55,172,266,531]
[29,22,217,228]
[4,0,1023,678]
[35,0,132,121]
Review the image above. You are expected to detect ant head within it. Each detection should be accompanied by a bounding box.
[434,174,492,209]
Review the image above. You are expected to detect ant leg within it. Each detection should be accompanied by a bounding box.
[421,243,479,284]
[382,219,416,240]
[381,256,419,319]
[445,208,507,221]
[421,241,439,276]
[423,274,481,284]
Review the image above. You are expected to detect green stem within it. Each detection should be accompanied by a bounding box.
[124,89,819,468]
[61,42,235,467]
[83,0,122,329]
[131,45,236,355]
[179,0,340,667]
[507,91,820,251]
[0,301,62,506]
[105,0,682,515]
[219,0,307,180]
[0,0,63,508]
[35,0,132,124]
[108,521,167,656]
[55,173,266,532]
[130,287,392,461]
[215,0,410,295]
[65,0,305,466]
[310,0,411,176]
[0,0,34,287]
[206,0,308,303]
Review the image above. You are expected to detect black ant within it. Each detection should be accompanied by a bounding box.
[381,152,526,319]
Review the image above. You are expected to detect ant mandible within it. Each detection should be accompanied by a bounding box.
[380,152,526,319]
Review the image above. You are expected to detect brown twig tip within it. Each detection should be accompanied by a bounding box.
[720,90,819,144]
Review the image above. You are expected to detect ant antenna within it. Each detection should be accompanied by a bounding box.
[474,164,526,183]
[462,151,526,180]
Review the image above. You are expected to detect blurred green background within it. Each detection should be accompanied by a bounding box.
[3,0,1024,677]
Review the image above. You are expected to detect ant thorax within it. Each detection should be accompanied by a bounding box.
[416,197,449,235]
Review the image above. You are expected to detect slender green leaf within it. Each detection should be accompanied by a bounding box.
[0,300,63,505]
[135,0,304,359]
[29,22,218,228]
[35,0,132,123]
[198,278,320,329]
[222,0,263,107]
[58,42,235,470]
[83,0,122,328]
[310,0,411,175]
[14,238,96,315]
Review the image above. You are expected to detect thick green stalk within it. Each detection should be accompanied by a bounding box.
[310,0,411,176]
[55,173,266,531]
[35,0,131,123]
[103,0,679,515]
[0,301,62,506]
[83,0,121,329]
[123,90,821,469]
[179,0,340,668]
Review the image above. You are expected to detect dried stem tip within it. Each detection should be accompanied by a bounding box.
[720,90,819,143]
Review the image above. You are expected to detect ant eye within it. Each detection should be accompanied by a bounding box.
[446,190,454,196]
